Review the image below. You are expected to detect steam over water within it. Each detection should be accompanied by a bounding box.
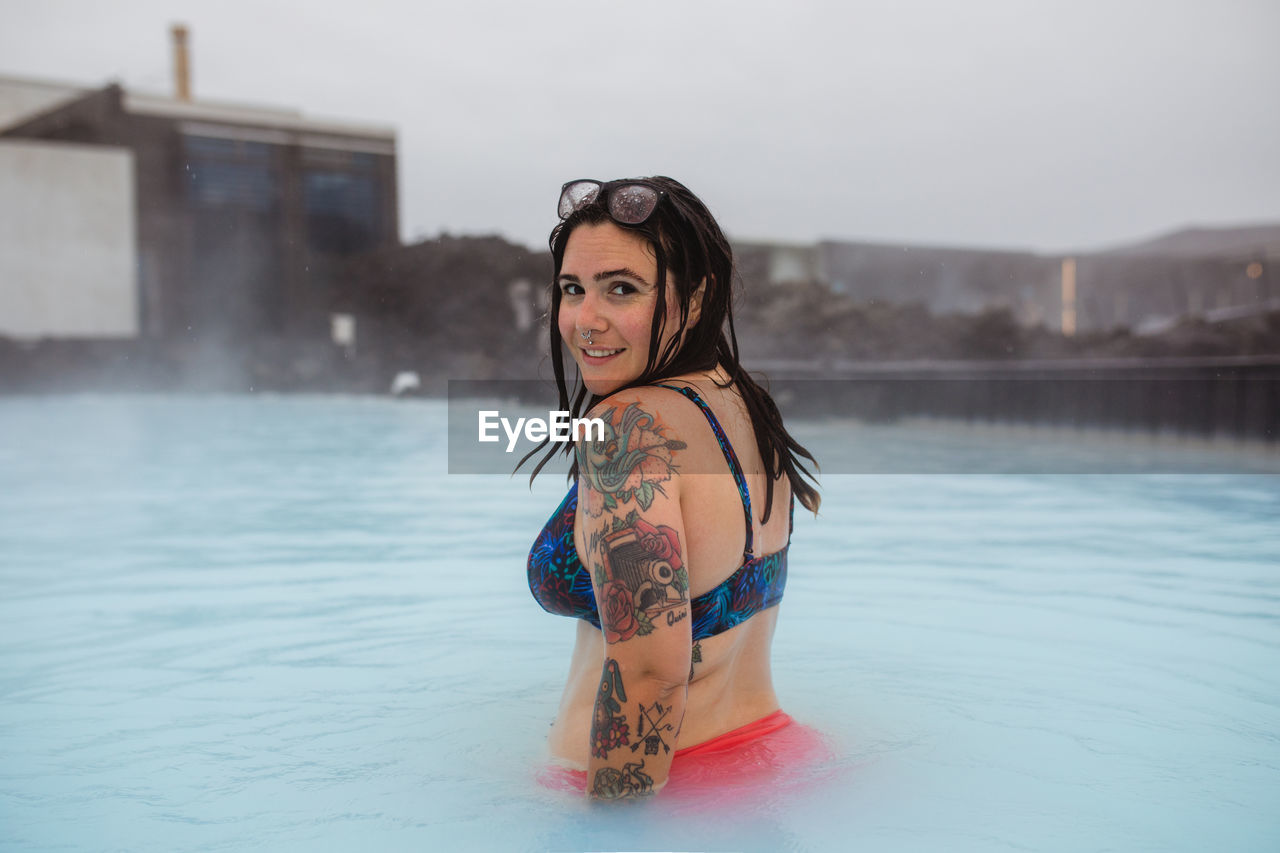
[1,395,1277,851]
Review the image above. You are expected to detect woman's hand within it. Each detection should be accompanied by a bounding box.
[576,390,693,799]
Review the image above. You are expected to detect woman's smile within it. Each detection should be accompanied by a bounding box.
[579,346,624,363]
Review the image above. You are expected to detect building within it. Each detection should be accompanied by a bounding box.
[736,228,1278,336]
[737,239,1062,327]
[1,70,397,343]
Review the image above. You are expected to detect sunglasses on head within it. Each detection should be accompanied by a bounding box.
[557,179,667,226]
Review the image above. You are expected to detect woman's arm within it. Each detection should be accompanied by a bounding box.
[576,393,694,799]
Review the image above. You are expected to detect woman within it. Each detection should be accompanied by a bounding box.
[525,177,821,799]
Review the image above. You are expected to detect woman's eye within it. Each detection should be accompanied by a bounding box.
[609,282,636,296]
[560,282,583,296]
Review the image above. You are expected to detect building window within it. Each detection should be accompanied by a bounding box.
[182,135,278,210]
[303,170,379,254]
[302,147,378,170]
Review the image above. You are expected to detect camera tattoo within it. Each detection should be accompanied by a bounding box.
[586,509,691,643]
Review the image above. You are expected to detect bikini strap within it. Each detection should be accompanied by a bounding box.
[653,384,754,558]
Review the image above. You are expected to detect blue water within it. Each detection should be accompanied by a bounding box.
[1,395,1277,851]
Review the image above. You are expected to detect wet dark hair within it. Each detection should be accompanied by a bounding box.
[525,175,819,520]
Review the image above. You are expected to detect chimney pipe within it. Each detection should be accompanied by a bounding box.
[171,24,191,101]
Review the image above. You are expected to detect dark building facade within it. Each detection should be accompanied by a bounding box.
[2,83,398,342]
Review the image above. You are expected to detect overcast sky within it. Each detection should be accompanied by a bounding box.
[3,0,1278,253]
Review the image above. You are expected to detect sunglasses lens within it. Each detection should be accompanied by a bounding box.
[558,181,601,219]
[609,184,660,224]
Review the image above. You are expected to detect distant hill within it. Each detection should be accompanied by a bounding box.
[1100,224,1280,259]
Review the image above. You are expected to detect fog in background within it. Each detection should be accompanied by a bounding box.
[2,0,1277,252]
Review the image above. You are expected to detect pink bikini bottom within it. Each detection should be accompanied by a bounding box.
[537,710,829,802]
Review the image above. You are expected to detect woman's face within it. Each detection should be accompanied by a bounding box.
[556,221,685,396]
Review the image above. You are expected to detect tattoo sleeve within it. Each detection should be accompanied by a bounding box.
[578,402,691,645]
[588,658,681,800]
[578,399,693,799]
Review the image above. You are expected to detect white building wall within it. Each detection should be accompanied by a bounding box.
[0,76,86,130]
[0,139,137,339]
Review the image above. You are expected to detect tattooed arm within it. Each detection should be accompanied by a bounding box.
[577,395,693,800]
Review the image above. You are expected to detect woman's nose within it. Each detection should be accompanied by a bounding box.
[576,291,606,331]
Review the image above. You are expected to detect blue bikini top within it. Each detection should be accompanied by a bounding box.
[527,384,792,640]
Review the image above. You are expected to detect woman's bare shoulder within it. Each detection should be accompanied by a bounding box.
[584,383,717,439]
